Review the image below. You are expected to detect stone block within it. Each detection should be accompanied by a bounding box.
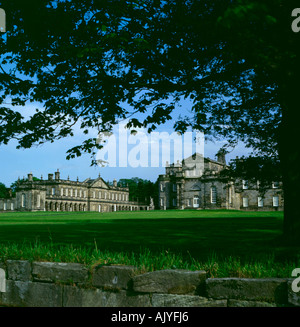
[206,278,287,304]
[7,260,31,281]
[92,265,136,290]
[63,285,106,307]
[32,261,89,284]
[287,279,300,306]
[63,286,151,307]
[228,299,276,307]
[132,269,206,295]
[152,294,226,307]
[0,280,63,307]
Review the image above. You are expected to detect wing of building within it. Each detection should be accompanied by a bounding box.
[158,152,283,211]
[0,171,152,212]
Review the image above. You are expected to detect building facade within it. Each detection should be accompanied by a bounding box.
[0,170,151,212]
[158,153,283,211]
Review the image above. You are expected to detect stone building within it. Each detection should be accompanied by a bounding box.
[0,170,150,212]
[158,152,283,211]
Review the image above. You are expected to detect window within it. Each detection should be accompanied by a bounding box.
[99,191,101,199]
[243,197,248,208]
[112,193,114,200]
[52,187,55,196]
[173,184,177,192]
[22,194,26,208]
[229,187,232,204]
[75,189,78,197]
[84,191,87,198]
[61,188,64,196]
[273,196,279,207]
[37,194,41,208]
[3,202,7,211]
[79,190,82,197]
[11,203,14,211]
[172,198,177,206]
[65,188,68,196]
[70,189,73,197]
[258,197,263,207]
[160,184,164,192]
[193,196,200,208]
[104,192,107,199]
[242,180,248,190]
[93,191,96,198]
[187,199,191,207]
[211,186,217,204]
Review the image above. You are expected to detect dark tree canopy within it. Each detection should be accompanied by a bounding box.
[0,0,299,240]
[0,0,291,157]
[0,182,10,198]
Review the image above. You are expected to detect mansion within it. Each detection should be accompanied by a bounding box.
[158,152,283,211]
[0,170,151,212]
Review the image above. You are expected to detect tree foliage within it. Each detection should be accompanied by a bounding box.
[118,177,158,207]
[0,0,292,159]
[0,182,10,198]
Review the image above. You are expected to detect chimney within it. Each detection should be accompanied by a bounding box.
[113,179,117,187]
[55,169,60,180]
[48,173,53,181]
[28,172,33,182]
[216,151,226,165]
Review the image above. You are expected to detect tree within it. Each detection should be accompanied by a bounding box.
[10,177,40,197]
[0,182,9,198]
[118,177,158,207]
[0,1,299,241]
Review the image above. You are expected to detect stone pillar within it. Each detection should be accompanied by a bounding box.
[55,169,60,181]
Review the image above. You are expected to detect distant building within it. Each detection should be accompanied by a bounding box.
[0,170,151,212]
[158,153,283,211]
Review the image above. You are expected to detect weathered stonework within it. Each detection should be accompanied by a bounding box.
[0,260,298,307]
[92,265,136,290]
[7,260,31,282]
[32,262,89,284]
[287,279,300,306]
[158,152,283,211]
[132,269,206,295]
[206,278,288,304]
[151,294,226,307]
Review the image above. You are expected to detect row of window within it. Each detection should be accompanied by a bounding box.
[2,202,14,210]
[242,180,279,190]
[242,196,280,208]
[160,181,280,193]
[160,194,280,208]
[50,188,128,201]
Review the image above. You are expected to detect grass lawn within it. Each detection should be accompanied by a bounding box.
[0,209,298,277]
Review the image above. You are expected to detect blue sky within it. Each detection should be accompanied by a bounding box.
[0,101,251,187]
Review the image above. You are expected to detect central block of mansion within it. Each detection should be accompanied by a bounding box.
[158,152,283,211]
[0,171,150,212]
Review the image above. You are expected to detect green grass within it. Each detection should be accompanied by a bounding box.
[0,209,298,277]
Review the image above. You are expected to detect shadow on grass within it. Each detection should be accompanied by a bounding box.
[0,215,294,262]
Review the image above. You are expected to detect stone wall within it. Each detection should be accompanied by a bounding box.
[0,260,299,307]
